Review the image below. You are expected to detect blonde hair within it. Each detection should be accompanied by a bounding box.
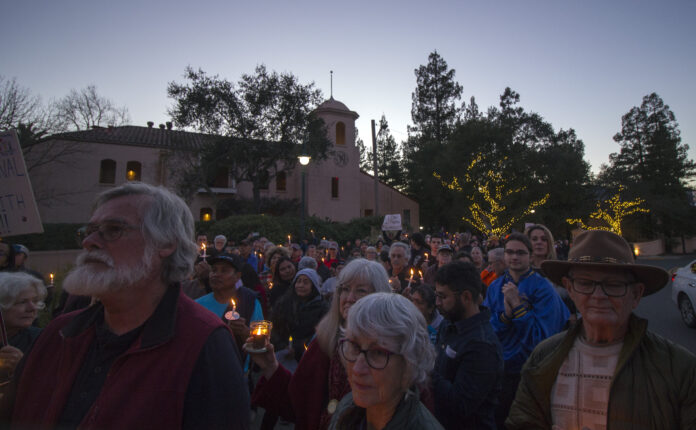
[314,258,390,355]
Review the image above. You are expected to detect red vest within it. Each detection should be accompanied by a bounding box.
[11,286,225,430]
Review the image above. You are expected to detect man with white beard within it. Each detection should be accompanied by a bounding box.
[3,182,250,429]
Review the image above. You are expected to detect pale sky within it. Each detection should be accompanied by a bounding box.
[2,0,694,173]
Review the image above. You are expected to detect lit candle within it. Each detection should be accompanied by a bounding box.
[49,273,54,287]
[288,335,293,350]
[407,268,414,289]
[418,270,423,280]
[269,281,273,290]
[288,234,291,244]
[424,252,429,262]
[202,243,207,259]
[224,298,239,321]
[250,321,271,349]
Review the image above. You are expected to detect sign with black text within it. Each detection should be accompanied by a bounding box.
[0,130,43,237]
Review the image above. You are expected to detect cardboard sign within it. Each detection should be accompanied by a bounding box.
[0,130,43,237]
[382,214,402,231]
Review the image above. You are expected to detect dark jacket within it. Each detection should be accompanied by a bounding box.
[9,285,249,430]
[272,269,328,361]
[329,392,443,430]
[432,309,503,430]
[506,314,696,430]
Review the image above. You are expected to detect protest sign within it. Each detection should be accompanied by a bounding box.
[382,214,402,231]
[0,130,43,237]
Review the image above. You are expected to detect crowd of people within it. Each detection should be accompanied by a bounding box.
[0,181,694,429]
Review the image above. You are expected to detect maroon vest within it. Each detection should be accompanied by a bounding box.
[11,287,225,430]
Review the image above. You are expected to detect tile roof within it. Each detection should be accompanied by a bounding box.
[46,125,215,150]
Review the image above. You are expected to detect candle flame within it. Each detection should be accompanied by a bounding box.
[202,243,206,250]
[289,336,293,342]
[419,270,423,278]
[255,326,263,336]
[50,273,54,280]
[230,298,236,308]
[269,282,273,289]
[410,268,414,276]
[304,343,308,351]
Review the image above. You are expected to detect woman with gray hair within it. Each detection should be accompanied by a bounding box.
[330,293,442,429]
[0,272,47,378]
[248,258,392,430]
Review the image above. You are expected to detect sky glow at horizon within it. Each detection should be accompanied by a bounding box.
[2,0,694,174]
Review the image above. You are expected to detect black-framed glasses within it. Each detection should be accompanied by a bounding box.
[79,221,139,243]
[568,277,632,297]
[504,249,529,256]
[339,339,395,370]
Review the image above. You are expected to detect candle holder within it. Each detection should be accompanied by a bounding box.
[224,299,240,322]
[247,320,272,353]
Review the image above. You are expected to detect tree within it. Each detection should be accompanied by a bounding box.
[52,85,130,131]
[434,154,549,236]
[601,93,696,240]
[567,186,650,236]
[374,115,404,188]
[167,66,331,213]
[410,50,463,144]
[0,76,43,131]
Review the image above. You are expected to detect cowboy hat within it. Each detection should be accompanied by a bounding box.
[541,230,668,296]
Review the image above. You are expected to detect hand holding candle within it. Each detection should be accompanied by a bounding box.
[248,320,272,351]
[224,298,240,321]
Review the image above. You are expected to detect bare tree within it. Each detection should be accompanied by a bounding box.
[0,75,43,130]
[53,85,130,131]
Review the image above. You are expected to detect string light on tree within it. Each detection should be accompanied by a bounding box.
[434,155,549,237]
[566,186,649,236]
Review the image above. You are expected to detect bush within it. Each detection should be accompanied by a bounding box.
[5,224,83,251]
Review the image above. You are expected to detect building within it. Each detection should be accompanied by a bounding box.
[27,97,419,228]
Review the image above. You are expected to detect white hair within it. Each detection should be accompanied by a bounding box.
[93,182,197,284]
[0,272,47,311]
[346,292,436,387]
[315,258,391,355]
[389,241,411,260]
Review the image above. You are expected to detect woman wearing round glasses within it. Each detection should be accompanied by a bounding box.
[329,293,442,430]
[0,272,47,379]
[248,258,392,430]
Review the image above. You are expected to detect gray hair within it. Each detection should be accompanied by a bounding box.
[95,182,197,285]
[298,256,318,270]
[346,292,436,387]
[214,235,227,243]
[488,247,504,262]
[389,241,411,260]
[0,272,47,311]
[315,258,391,355]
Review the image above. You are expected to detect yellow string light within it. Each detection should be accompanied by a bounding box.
[434,155,549,236]
[566,186,649,236]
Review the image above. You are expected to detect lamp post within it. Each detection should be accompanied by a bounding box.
[298,155,311,243]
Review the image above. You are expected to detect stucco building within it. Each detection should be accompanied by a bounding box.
[28,97,419,227]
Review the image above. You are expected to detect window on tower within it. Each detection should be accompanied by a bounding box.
[336,122,345,145]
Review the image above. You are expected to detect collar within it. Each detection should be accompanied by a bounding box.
[503,267,535,285]
[60,284,181,349]
[448,308,492,333]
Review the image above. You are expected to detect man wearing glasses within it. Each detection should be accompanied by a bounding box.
[483,232,569,428]
[507,230,696,429]
[5,183,249,429]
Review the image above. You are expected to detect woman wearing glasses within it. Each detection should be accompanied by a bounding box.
[0,272,47,379]
[248,258,392,430]
[329,293,442,430]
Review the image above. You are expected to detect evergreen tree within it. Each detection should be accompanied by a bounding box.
[601,93,696,241]
[376,115,404,188]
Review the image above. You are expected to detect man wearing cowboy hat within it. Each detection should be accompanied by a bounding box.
[506,230,696,429]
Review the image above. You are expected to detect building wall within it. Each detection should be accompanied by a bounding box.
[359,173,420,228]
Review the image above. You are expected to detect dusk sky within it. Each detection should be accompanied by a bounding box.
[2,0,694,173]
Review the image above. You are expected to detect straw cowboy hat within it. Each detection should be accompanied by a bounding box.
[541,230,669,296]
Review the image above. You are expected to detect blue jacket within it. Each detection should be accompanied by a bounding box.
[432,309,503,430]
[483,269,569,374]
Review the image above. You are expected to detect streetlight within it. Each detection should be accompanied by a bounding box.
[298,155,311,243]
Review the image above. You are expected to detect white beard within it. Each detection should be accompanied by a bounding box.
[63,247,156,297]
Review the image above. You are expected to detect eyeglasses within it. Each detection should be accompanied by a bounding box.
[337,284,370,299]
[504,249,529,256]
[567,277,632,297]
[79,221,139,242]
[339,339,395,370]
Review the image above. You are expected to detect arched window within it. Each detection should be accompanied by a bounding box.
[200,208,213,222]
[276,172,287,191]
[126,161,141,181]
[336,122,345,145]
[99,159,116,184]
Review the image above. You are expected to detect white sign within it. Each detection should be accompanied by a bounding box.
[0,130,43,237]
[382,214,402,231]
